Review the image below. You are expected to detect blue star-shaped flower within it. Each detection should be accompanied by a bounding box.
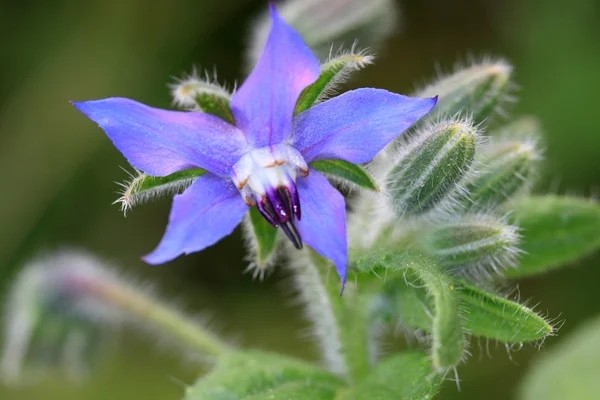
[73,5,436,289]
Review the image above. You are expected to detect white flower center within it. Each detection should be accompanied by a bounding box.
[231,144,308,206]
[231,143,308,249]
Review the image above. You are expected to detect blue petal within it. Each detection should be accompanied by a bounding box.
[143,174,248,264]
[296,170,347,287]
[291,89,437,163]
[230,4,320,148]
[73,98,247,176]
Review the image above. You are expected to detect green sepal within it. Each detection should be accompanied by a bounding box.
[504,195,600,278]
[116,168,206,214]
[295,51,373,115]
[311,159,379,191]
[379,277,553,343]
[338,352,444,400]
[247,207,278,268]
[184,350,344,400]
[194,90,235,125]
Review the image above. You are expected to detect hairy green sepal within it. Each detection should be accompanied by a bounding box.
[117,169,206,214]
[248,207,278,268]
[311,159,379,192]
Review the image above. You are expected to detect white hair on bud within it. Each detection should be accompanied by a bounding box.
[245,0,398,70]
[168,67,233,111]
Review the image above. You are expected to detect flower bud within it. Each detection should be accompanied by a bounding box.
[247,0,398,67]
[420,214,521,277]
[1,250,118,383]
[385,118,479,217]
[416,59,513,125]
[169,70,234,124]
[464,138,542,210]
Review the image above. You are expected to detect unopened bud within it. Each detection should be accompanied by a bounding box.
[169,71,235,124]
[465,138,542,210]
[247,0,398,67]
[416,59,513,125]
[1,251,118,384]
[420,214,521,277]
[385,118,479,217]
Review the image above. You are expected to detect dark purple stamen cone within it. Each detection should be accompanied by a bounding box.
[256,184,303,249]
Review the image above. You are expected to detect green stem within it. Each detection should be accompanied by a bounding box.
[84,277,231,358]
[292,249,374,383]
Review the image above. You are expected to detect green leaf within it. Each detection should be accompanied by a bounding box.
[385,119,478,216]
[518,315,600,400]
[456,282,553,342]
[311,159,379,191]
[184,350,344,400]
[379,278,553,343]
[295,51,374,115]
[246,207,278,269]
[504,195,600,278]
[115,169,206,215]
[339,352,444,400]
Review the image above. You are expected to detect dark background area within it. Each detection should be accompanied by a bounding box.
[0,0,598,398]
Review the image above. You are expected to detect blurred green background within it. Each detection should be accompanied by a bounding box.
[0,0,599,398]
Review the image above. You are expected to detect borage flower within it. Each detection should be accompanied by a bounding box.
[72,5,436,290]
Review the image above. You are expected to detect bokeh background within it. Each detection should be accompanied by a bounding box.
[0,0,598,398]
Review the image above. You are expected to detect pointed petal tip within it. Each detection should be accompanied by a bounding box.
[339,272,347,296]
[141,253,164,265]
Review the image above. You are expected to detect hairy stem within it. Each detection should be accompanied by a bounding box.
[290,249,374,382]
[82,277,231,358]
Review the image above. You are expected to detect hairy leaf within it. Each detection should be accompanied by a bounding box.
[184,350,344,400]
[379,278,553,343]
[339,352,444,400]
[351,251,465,369]
[504,195,600,278]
